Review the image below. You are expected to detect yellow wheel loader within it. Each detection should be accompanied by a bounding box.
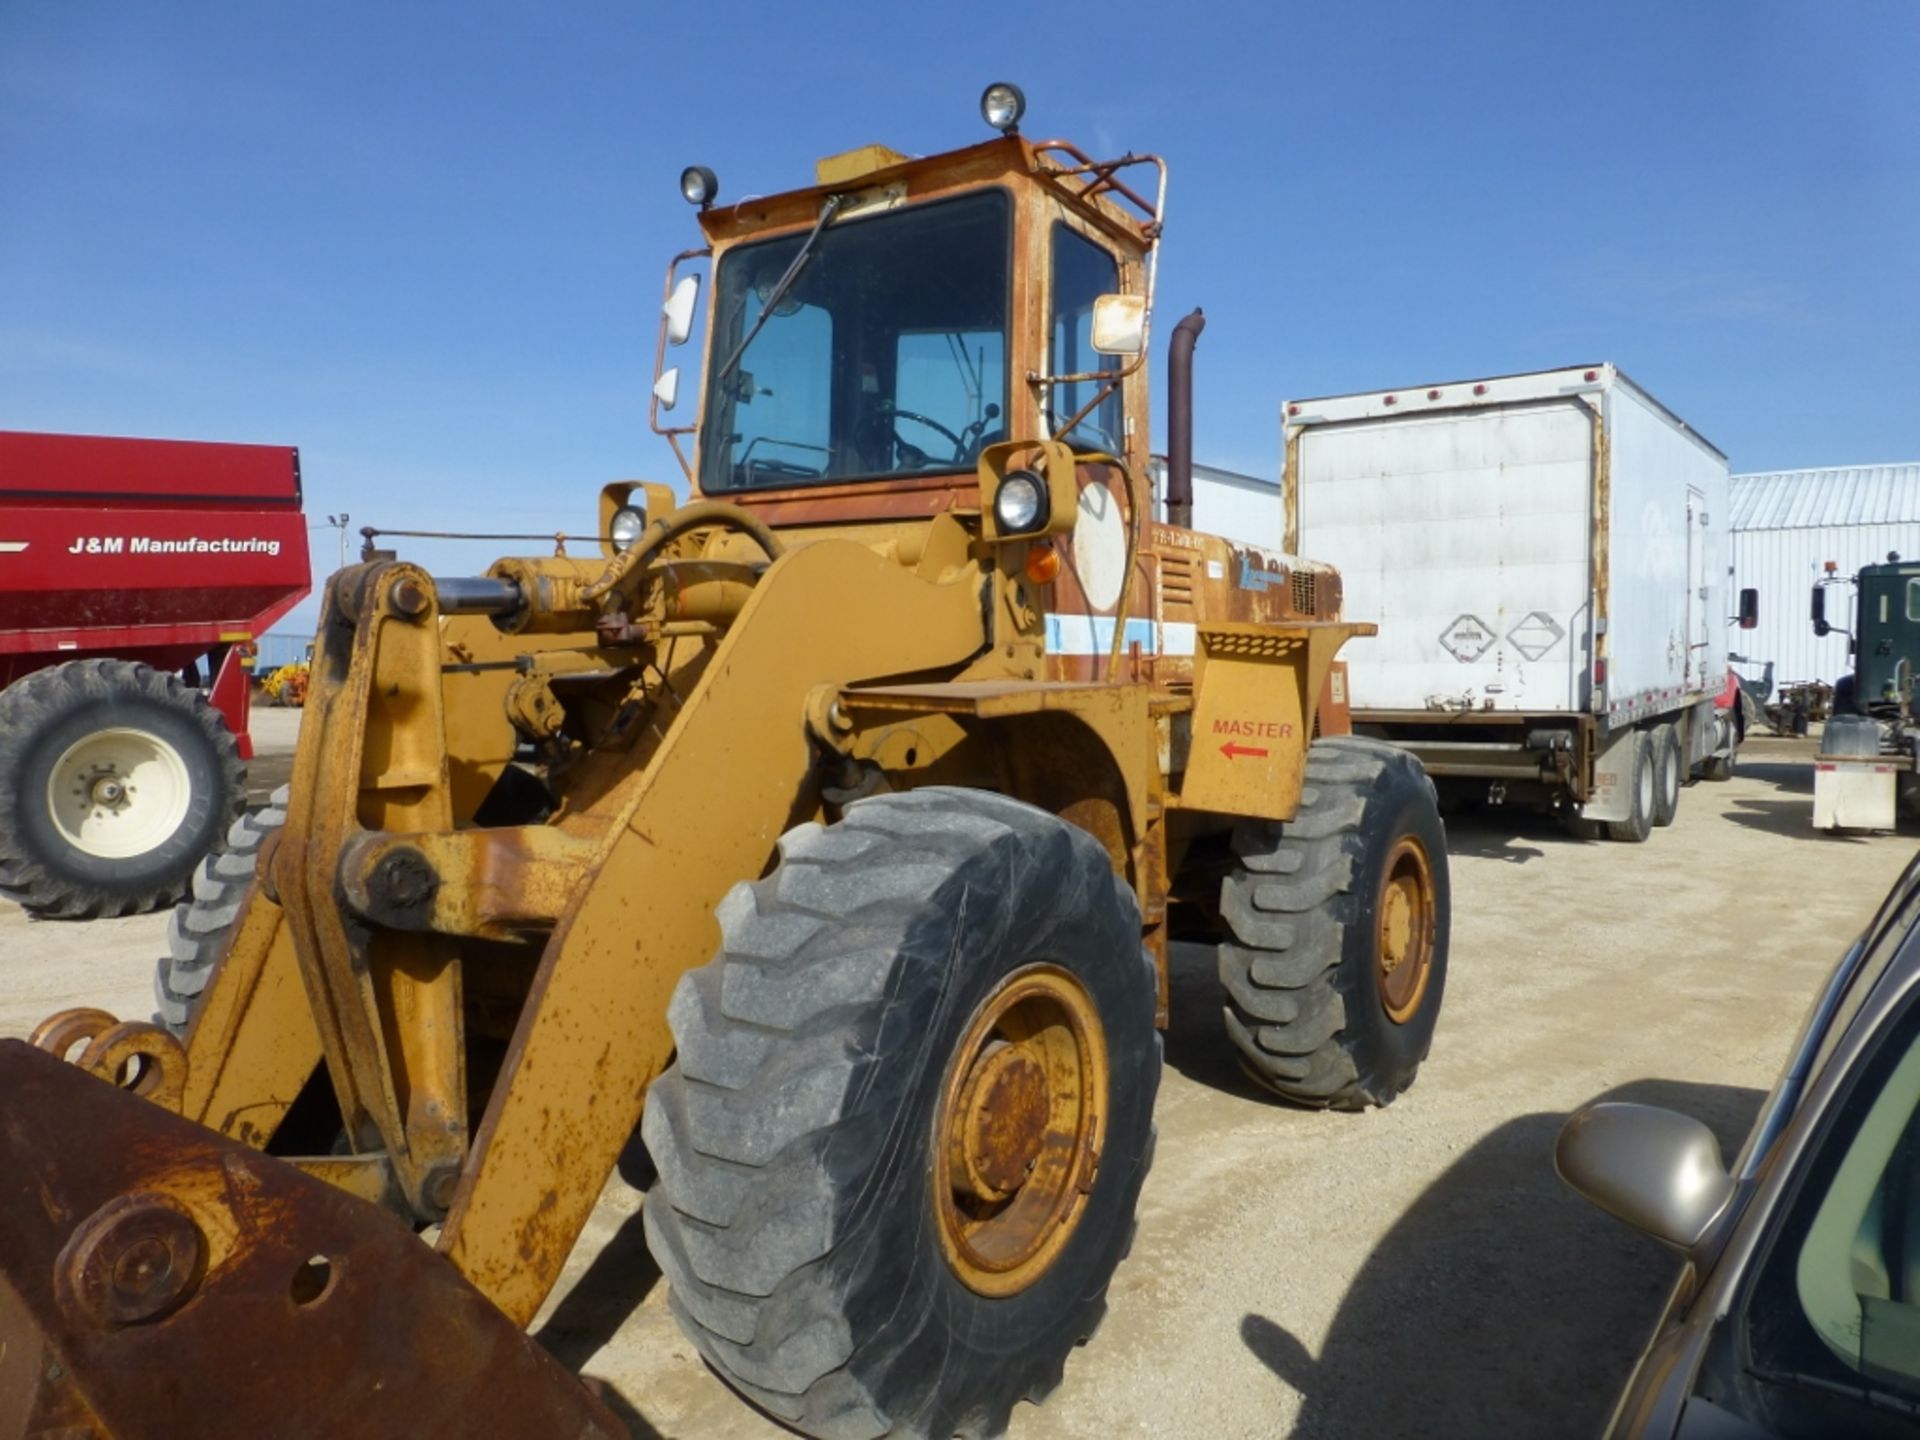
[0,84,1450,1439]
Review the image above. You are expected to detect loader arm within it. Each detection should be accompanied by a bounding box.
[24,522,991,1338]
[439,534,987,1321]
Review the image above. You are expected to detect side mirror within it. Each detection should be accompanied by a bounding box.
[653,366,681,412]
[1091,294,1146,356]
[1738,587,1759,630]
[1556,1103,1735,1253]
[1812,584,1829,637]
[664,273,702,346]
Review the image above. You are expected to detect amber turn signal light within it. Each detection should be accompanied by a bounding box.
[1024,543,1061,585]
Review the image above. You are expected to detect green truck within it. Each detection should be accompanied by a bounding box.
[1811,555,1920,829]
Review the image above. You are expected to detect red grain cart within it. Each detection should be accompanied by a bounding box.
[0,431,311,917]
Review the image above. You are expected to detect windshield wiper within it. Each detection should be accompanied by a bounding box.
[1749,1363,1920,1418]
[715,193,845,387]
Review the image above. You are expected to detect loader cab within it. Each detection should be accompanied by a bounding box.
[647,90,1163,526]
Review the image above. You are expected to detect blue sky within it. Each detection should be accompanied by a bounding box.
[4,2,1916,632]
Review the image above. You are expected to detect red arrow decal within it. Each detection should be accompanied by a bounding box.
[1220,741,1269,761]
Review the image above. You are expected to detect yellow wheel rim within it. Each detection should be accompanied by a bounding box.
[1375,837,1436,1025]
[933,965,1109,1297]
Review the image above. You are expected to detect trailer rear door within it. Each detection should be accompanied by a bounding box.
[1295,402,1591,713]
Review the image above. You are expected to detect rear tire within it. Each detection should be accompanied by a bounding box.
[1605,731,1654,843]
[1217,736,1450,1110]
[154,786,289,1035]
[642,788,1160,1440]
[0,660,244,919]
[1650,723,1681,828]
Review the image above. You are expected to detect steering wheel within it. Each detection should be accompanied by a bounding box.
[885,405,968,467]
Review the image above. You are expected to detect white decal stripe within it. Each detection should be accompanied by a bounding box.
[1044,614,1159,656]
[0,541,27,553]
[1161,621,1196,656]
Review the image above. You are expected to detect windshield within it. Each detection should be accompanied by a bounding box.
[699,191,1010,492]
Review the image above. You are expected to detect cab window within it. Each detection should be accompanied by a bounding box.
[1746,975,1920,1427]
[1049,224,1124,457]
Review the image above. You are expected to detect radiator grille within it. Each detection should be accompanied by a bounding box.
[1160,554,1196,615]
[1290,568,1318,617]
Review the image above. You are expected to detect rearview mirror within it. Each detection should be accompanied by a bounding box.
[1738,587,1759,630]
[1556,1102,1735,1253]
[1091,294,1146,356]
[664,273,701,346]
[653,366,681,412]
[1812,584,1830,637]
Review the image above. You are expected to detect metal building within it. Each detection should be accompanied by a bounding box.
[1150,458,1282,549]
[1731,463,1920,686]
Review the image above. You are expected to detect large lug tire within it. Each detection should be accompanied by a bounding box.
[1604,731,1655,843]
[154,786,289,1035]
[1218,736,1450,1111]
[1649,723,1682,828]
[0,659,245,919]
[642,788,1161,1440]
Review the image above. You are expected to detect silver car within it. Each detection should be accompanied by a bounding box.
[1560,852,1920,1438]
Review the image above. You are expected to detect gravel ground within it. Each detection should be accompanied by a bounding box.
[1,725,1913,1439]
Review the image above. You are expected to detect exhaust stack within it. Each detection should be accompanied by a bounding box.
[1165,308,1206,529]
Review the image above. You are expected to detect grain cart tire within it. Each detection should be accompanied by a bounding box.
[0,659,244,919]
[642,788,1160,1440]
[1218,736,1450,1111]
[154,785,290,1035]
[1605,731,1655,843]
[1650,723,1682,828]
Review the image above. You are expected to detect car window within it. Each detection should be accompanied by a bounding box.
[1746,959,1920,1423]
[1813,855,1920,1076]
[1794,1033,1920,1392]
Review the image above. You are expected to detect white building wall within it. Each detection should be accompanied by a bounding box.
[1732,522,1920,685]
[1152,459,1283,550]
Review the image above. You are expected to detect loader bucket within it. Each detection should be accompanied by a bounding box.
[0,1040,623,1440]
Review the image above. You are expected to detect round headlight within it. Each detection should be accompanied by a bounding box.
[680,165,718,207]
[980,82,1026,135]
[609,504,647,553]
[994,471,1045,534]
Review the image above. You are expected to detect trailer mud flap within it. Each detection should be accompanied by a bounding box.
[0,1039,623,1440]
[1582,726,1636,824]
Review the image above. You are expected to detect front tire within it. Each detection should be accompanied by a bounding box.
[1218,736,1450,1110]
[642,788,1160,1440]
[1700,711,1739,782]
[0,660,244,919]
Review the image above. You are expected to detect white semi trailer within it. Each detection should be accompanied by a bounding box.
[1284,364,1756,841]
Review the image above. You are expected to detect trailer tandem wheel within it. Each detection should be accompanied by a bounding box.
[1650,723,1682,828]
[0,659,244,919]
[642,787,1160,1440]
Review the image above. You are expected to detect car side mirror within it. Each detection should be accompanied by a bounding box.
[1091,294,1146,356]
[1555,1102,1735,1253]
[664,273,702,346]
[1738,587,1759,630]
